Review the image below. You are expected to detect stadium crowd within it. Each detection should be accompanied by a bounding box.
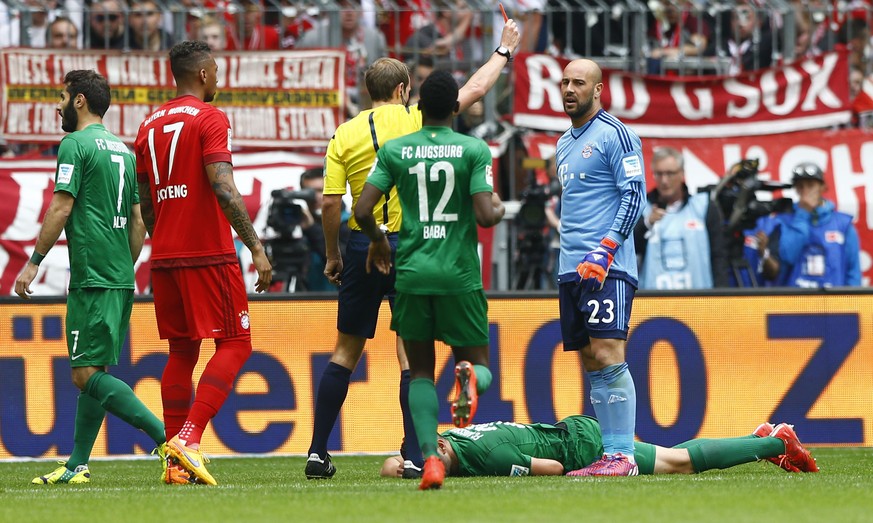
[0,0,868,289]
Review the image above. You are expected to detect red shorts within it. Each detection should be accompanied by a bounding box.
[152,263,251,340]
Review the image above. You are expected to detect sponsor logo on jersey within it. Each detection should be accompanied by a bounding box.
[239,310,250,330]
[57,164,74,184]
[685,219,704,230]
[510,464,530,476]
[622,155,643,178]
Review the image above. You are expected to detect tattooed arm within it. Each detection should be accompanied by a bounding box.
[206,161,273,292]
[138,182,155,237]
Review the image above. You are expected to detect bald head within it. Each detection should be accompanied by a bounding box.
[564,59,603,84]
[561,59,603,126]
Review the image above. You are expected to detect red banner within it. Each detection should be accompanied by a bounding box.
[513,52,851,138]
[0,152,324,295]
[521,128,873,285]
[0,48,345,147]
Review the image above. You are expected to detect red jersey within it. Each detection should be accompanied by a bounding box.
[134,95,237,267]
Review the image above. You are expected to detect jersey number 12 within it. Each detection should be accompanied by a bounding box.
[410,161,458,223]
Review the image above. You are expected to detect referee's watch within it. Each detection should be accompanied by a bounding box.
[495,45,512,62]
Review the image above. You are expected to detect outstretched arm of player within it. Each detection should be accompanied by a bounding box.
[129,203,146,262]
[207,161,273,293]
[531,457,565,476]
[457,19,520,112]
[14,191,74,299]
[322,193,344,285]
[473,191,505,228]
[138,182,155,237]
[354,183,392,275]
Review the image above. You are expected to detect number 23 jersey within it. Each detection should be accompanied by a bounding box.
[134,95,236,265]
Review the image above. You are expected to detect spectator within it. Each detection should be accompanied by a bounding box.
[237,0,280,50]
[408,55,434,104]
[402,0,473,67]
[88,0,126,49]
[277,0,317,49]
[47,15,80,49]
[198,15,227,51]
[836,17,869,70]
[647,0,711,62]
[773,162,861,288]
[793,0,838,57]
[634,146,728,290]
[129,0,173,51]
[723,2,773,75]
[295,0,387,115]
[6,0,59,48]
[299,168,340,292]
[377,0,434,54]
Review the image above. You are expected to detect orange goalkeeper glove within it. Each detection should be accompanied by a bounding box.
[576,237,619,292]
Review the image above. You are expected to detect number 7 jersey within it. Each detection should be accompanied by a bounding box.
[134,95,237,265]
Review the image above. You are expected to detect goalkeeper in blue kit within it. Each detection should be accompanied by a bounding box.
[554,59,646,477]
[381,417,819,478]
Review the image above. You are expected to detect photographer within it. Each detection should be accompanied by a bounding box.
[634,147,728,290]
[266,168,340,292]
[771,163,861,288]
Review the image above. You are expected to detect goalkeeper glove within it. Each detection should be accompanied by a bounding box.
[576,237,620,292]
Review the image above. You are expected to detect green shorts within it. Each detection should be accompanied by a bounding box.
[391,290,489,346]
[66,288,134,368]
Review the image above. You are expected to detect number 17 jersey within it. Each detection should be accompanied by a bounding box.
[366,126,493,295]
[134,95,236,266]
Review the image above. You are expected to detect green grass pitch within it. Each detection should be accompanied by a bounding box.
[2,449,873,523]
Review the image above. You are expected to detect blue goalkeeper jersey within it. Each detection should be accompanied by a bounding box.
[555,109,646,285]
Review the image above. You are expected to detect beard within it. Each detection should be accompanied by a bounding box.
[60,102,78,133]
[563,92,595,120]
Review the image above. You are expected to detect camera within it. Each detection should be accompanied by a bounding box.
[267,188,316,238]
[702,159,792,235]
[265,188,317,292]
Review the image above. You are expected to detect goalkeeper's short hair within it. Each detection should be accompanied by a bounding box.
[419,70,459,120]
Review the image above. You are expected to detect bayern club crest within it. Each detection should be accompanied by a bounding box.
[581,142,595,159]
[239,310,250,330]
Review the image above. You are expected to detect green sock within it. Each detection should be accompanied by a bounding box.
[67,393,106,469]
[683,437,785,472]
[473,365,492,395]
[84,371,165,445]
[409,378,440,458]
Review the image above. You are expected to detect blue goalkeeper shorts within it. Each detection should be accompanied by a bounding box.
[558,277,635,351]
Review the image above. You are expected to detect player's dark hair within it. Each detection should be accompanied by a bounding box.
[419,70,458,120]
[63,70,111,117]
[169,40,213,82]
[365,57,409,102]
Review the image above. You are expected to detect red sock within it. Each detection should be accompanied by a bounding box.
[162,338,201,441]
[185,335,252,445]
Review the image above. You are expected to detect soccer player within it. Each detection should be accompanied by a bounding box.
[15,70,167,484]
[355,70,506,491]
[555,59,646,476]
[306,20,520,481]
[380,418,819,478]
[134,40,273,486]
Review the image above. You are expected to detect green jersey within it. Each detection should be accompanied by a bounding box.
[55,123,139,289]
[366,126,493,294]
[442,416,604,476]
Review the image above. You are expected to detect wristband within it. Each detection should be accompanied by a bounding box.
[30,251,46,266]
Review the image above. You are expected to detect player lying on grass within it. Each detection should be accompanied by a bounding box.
[381,416,818,478]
